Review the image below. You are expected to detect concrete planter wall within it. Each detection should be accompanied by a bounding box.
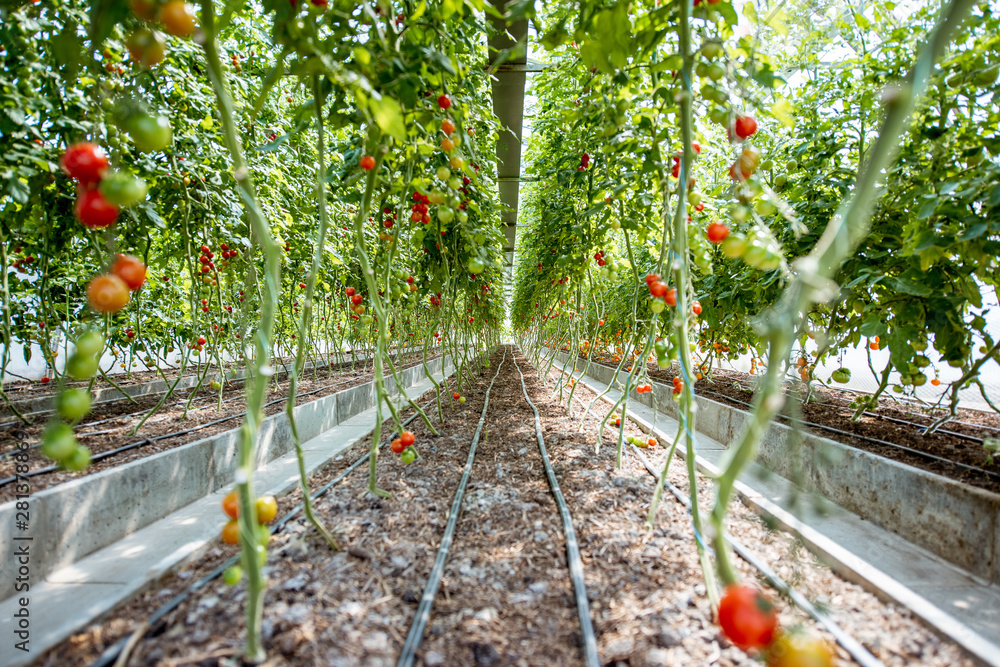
[0,356,452,600]
[553,351,1000,585]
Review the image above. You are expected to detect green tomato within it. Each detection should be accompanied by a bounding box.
[754,197,777,217]
[361,315,373,326]
[456,210,469,224]
[468,258,485,274]
[223,565,243,586]
[76,332,105,358]
[914,355,930,368]
[911,372,927,387]
[448,177,462,190]
[66,352,99,380]
[893,385,905,394]
[649,299,665,314]
[720,233,747,259]
[974,65,998,86]
[700,40,724,60]
[437,207,455,224]
[695,62,709,78]
[729,203,749,223]
[127,113,173,152]
[400,448,417,464]
[831,368,851,383]
[743,241,769,269]
[42,422,78,462]
[436,166,451,181]
[657,357,671,370]
[99,171,148,207]
[654,340,669,356]
[774,174,788,189]
[58,389,92,423]
[611,219,621,229]
[786,158,799,172]
[63,445,92,472]
[760,159,773,172]
[707,63,725,81]
[912,339,928,352]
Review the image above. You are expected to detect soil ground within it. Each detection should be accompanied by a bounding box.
[39,346,973,666]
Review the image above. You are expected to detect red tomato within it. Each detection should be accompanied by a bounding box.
[351,294,363,305]
[111,254,147,291]
[345,287,356,296]
[391,438,406,453]
[400,430,415,447]
[692,301,702,315]
[707,221,730,243]
[75,190,119,229]
[645,273,660,285]
[87,275,130,313]
[360,155,376,170]
[61,143,108,186]
[664,288,677,307]
[452,392,460,400]
[718,583,778,651]
[734,114,758,139]
[649,281,668,298]
[437,94,451,110]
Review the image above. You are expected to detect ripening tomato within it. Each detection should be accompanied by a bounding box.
[441,119,455,134]
[400,430,415,447]
[255,496,278,524]
[159,1,197,38]
[111,254,147,291]
[75,190,120,229]
[766,631,833,667]
[440,137,455,152]
[126,27,166,68]
[360,155,376,170]
[718,583,778,651]
[61,143,108,186]
[222,490,240,519]
[87,274,131,313]
[221,519,240,545]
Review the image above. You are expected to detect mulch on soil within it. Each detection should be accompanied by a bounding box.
[578,352,1000,494]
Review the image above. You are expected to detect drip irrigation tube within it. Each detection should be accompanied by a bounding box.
[396,346,507,667]
[88,399,437,667]
[554,363,885,667]
[511,350,600,667]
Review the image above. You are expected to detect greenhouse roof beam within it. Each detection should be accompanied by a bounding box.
[487,0,528,267]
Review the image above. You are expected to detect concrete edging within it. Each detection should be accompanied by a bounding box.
[0,356,453,600]
[552,351,1000,585]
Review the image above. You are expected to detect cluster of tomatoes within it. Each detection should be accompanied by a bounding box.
[635,383,652,394]
[126,0,197,68]
[644,273,677,315]
[390,429,418,465]
[719,583,832,666]
[410,191,433,224]
[592,249,608,267]
[87,254,147,314]
[627,434,658,449]
[452,391,466,404]
[219,489,278,584]
[39,332,108,471]
[188,335,208,353]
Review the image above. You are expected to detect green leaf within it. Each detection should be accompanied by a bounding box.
[860,314,887,337]
[369,96,407,142]
[882,276,931,297]
[771,98,795,128]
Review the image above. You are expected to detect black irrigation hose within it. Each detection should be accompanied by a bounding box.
[697,389,1000,484]
[511,350,600,667]
[0,374,367,489]
[554,364,885,667]
[88,399,437,667]
[625,444,886,667]
[396,347,508,667]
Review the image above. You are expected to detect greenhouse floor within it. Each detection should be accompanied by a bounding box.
[549,355,1000,666]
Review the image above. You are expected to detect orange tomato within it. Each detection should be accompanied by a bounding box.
[111,254,147,291]
[87,274,130,313]
[159,1,197,38]
[221,519,240,545]
[222,490,240,519]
